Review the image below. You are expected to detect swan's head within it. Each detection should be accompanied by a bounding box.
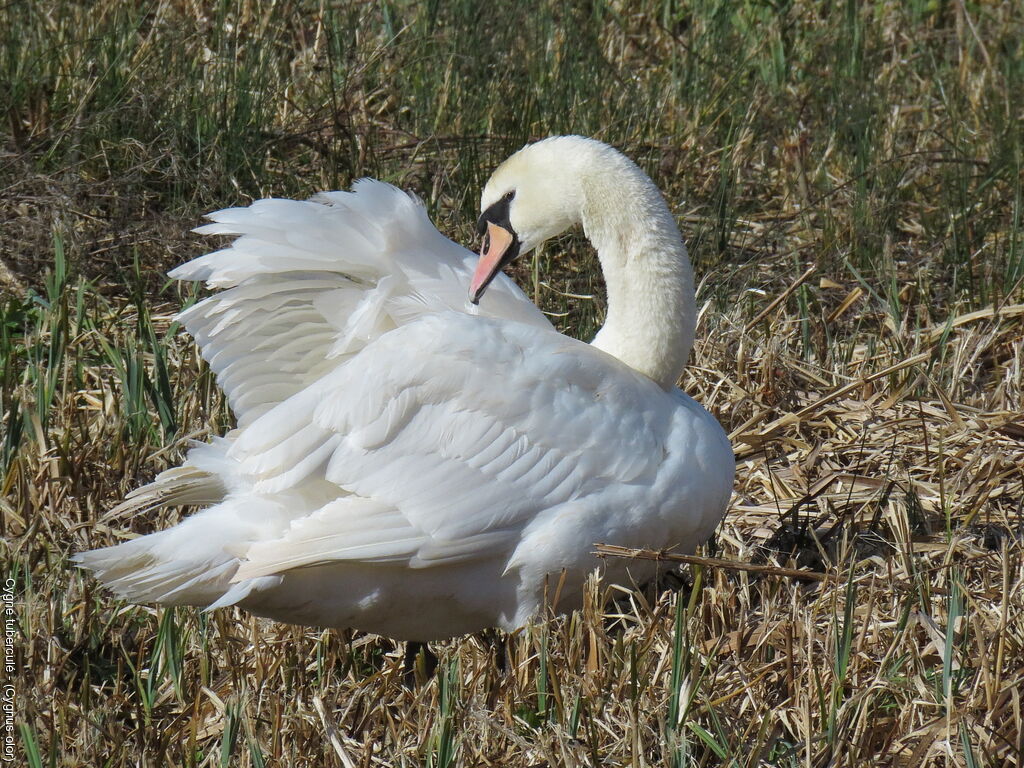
[470,136,596,303]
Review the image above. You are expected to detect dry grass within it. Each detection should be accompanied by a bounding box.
[3,0,1024,765]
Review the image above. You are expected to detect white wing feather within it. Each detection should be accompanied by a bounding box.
[172,180,550,427]
[229,312,672,579]
[111,180,552,521]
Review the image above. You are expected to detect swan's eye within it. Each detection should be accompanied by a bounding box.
[477,191,516,240]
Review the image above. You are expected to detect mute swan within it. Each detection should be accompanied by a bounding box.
[76,136,734,641]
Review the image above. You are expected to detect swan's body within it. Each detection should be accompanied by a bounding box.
[76,137,733,641]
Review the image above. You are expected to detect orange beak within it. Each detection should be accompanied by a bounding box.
[470,221,518,304]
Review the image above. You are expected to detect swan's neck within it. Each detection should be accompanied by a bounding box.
[581,164,696,389]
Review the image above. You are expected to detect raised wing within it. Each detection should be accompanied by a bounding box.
[229,312,675,579]
[172,180,551,427]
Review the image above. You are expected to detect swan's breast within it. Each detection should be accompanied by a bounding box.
[652,390,735,546]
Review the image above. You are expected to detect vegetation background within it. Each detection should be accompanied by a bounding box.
[3,0,1023,765]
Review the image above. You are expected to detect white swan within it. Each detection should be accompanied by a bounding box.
[75,136,734,641]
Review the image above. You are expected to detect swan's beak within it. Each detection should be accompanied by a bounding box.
[470,221,519,304]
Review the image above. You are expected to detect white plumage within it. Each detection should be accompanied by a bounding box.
[76,136,734,641]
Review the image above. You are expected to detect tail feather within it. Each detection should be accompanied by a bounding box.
[75,495,290,607]
[105,469,224,521]
[73,530,239,606]
[104,436,242,522]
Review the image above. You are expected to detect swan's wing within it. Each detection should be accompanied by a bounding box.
[229,313,672,578]
[172,180,551,427]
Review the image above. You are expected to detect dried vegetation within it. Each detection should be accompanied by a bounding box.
[2,0,1023,765]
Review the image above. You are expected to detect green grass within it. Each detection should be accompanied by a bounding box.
[3,0,1024,765]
